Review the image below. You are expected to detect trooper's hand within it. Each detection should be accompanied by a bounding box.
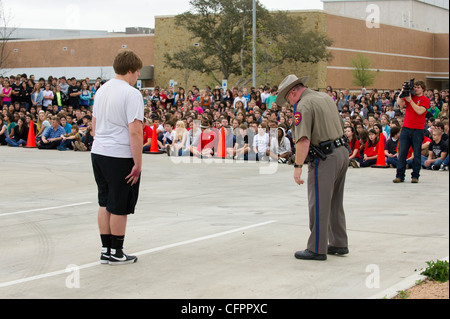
[294,167,304,186]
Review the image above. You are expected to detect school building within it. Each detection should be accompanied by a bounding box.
[2,0,449,92]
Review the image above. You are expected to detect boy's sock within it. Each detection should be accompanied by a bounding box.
[100,234,112,249]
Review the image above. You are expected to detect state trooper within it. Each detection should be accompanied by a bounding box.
[276,75,350,261]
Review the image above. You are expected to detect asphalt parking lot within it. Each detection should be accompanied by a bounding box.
[0,146,448,299]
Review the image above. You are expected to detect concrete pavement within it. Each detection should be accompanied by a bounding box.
[0,146,448,299]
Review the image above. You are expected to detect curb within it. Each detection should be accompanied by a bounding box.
[368,256,449,299]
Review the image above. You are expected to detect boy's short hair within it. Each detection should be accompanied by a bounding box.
[113,50,143,75]
[71,124,79,131]
[390,126,401,137]
[435,122,445,131]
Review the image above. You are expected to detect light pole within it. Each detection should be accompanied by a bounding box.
[252,0,256,88]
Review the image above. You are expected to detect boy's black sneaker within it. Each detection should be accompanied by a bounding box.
[109,248,138,265]
[100,247,110,264]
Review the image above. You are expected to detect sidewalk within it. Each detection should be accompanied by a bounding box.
[0,147,448,299]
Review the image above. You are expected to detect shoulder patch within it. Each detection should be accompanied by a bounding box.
[294,112,302,126]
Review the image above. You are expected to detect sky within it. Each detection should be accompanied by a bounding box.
[2,0,324,32]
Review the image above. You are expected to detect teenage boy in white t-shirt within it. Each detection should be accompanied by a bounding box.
[253,123,270,161]
[42,83,54,111]
[91,50,144,265]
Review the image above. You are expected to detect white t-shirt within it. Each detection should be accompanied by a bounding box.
[91,78,144,158]
[253,133,269,153]
[42,90,54,107]
[232,96,247,109]
[261,92,270,103]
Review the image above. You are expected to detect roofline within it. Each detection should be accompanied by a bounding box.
[7,33,154,43]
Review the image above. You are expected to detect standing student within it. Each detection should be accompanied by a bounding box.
[1,80,12,107]
[42,83,54,112]
[393,80,430,183]
[91,50,144,265]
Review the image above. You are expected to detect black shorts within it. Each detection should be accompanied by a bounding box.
[91,153,140,216]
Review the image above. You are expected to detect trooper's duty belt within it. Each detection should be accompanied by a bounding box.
[305,136,348,163]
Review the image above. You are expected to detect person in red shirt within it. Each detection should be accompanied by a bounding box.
[361,129,379,167]
[344,126,361,168]
[393,80,430,183]
[142,120,153,153]
[195,120,218,158]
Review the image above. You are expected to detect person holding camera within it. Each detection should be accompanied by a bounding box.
[393,80,430,184]
[276,74,349,261]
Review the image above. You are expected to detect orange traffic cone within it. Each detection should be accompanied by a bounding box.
[372,133,389,168]
[25,120,37,148]
[145,124,163,154]
[216,127,226,159]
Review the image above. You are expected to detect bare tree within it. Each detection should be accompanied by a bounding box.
[0,0,16,75]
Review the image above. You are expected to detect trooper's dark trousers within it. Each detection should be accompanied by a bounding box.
[306,146,349,255]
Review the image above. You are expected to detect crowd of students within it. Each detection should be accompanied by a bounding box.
[1,73,449,171]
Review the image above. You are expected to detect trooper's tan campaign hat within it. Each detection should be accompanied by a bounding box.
[276,74,309,106]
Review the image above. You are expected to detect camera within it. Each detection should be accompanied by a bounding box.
[399,78,415,98]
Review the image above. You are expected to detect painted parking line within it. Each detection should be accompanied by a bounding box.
[0,220,277,289]
[0,202,93,217]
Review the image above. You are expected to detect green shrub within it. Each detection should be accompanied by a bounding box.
[421,260,449,283]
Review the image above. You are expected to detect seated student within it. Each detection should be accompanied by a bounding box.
[35,111,50,143]
[161,121,176,152]
[79,121,94,151]
[188,120,202,156]
[344,126,361,168]
[268,126,292,163]
[58,124,82,151]
[435,121,448,142]
[361,129,379,167]
[424,129,448,170]
[169,120,190,157]
[5,117,28,147]
[385,126,401,168]
[3,113,16,139]
[142,119,153,153]
[194,119,218,158]
[440,151,449,171]
[59,115,72,135]
[37,116,65,149]
[78,115,91,135]
[253,123,269,161]
[0,117,9,145]
[234,124,249,160]
[222,125,236,158]
[405,135,432,168]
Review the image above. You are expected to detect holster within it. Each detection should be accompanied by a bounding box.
[305,136,348,164]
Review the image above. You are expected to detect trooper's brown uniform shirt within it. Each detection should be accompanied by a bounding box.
[292,88,349,255]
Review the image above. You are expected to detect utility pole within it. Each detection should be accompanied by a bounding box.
[252,0,256,88]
